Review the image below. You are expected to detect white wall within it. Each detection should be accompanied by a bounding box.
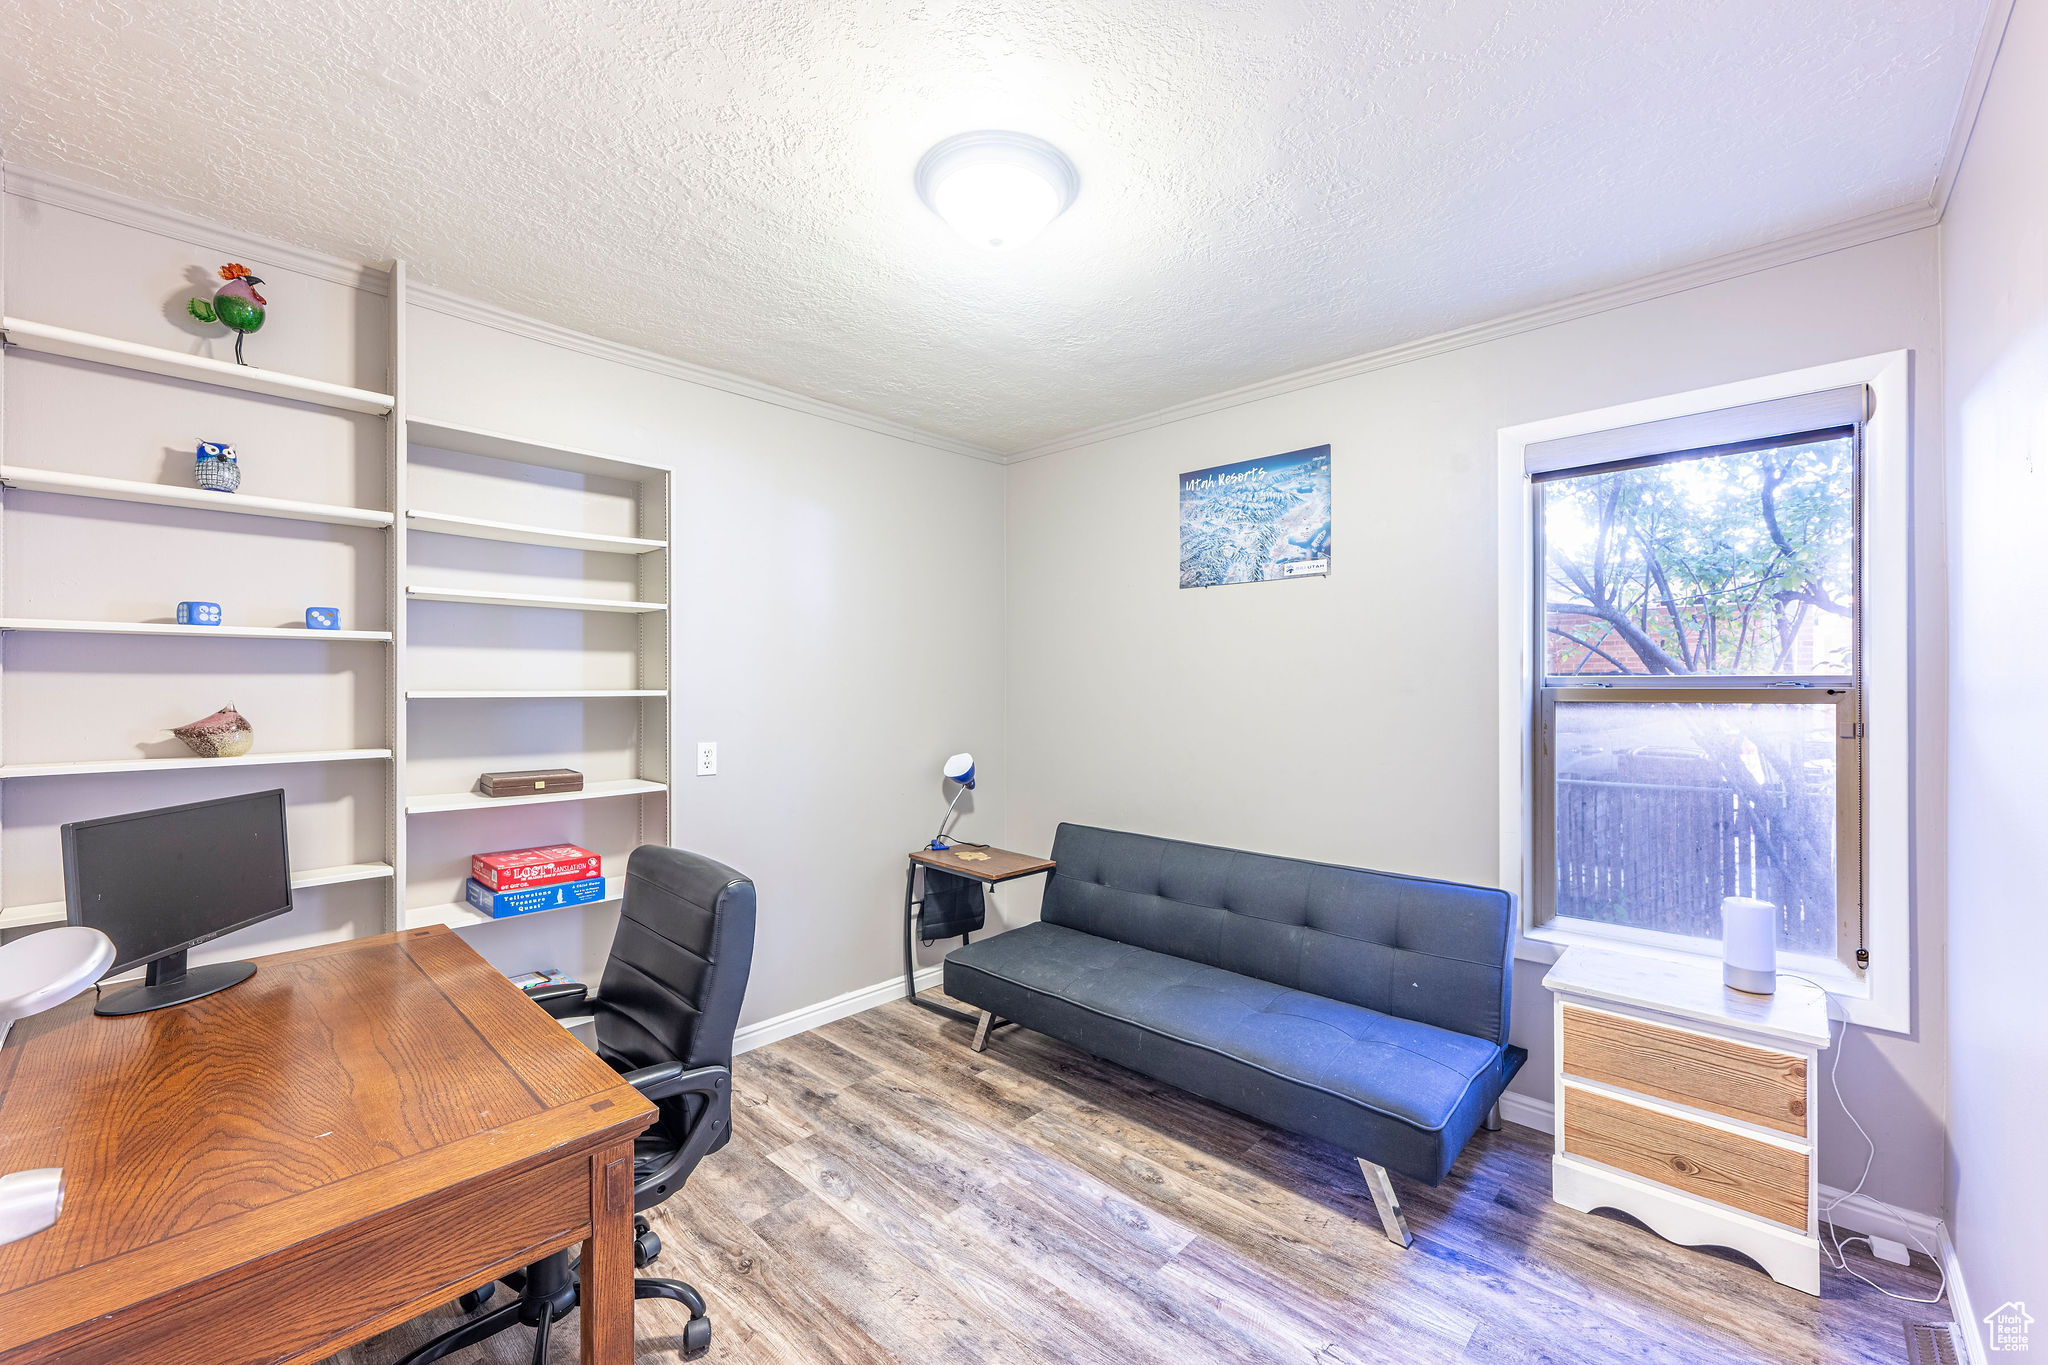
[1939,0,2048,1333]
[406,304,1007,1025]
[1002,229,1950,1218]
[1,181,1008,1032]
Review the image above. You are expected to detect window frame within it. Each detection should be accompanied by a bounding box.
[1497,352,1913,1033]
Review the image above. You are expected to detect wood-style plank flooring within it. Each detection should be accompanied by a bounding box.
[327,988,1948,1365]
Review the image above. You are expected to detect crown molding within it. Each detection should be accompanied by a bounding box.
[1004,199,1943,463]
[1932,0,2018,216]
[406,282,1004,463]
[2,162,389,293]
[1,161,1002,464]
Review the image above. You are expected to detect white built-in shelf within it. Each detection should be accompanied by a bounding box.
[405,777,667,816]
[406,689,666,700]
[289,861,399,890]
[0,618,393,643]
[0,465,393,528]
[407,875,626,931]
[407,417,665,481]
[0,748,393,780]
[406,509,665,555]
[1,317,395,415]
[0,860,395,931]
[406,585,665,614]
[0,901,67,932]
[0,902,69,932]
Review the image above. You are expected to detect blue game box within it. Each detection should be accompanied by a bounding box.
[462,873,609,919]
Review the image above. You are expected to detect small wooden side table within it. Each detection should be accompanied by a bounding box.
[902,844,1055,1024]
[1544,944,1832,1294]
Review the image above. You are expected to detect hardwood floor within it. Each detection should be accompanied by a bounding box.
[326,989,1948,1365]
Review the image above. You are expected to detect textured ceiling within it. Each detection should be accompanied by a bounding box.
[1,0,1991,453]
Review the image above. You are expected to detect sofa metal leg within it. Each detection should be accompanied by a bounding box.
[1483,1101,1502,1132]
[1356,1159,1414,1248]
[970,1009,995,1053]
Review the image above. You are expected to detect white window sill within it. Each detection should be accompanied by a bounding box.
[1517,920,1891,1031]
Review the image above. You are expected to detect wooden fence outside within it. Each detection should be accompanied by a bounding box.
[1555,777,1834,953]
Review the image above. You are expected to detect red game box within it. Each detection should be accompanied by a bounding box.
[470,844,603,892]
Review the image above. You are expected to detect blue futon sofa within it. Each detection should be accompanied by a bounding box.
[941,823,1525,1246]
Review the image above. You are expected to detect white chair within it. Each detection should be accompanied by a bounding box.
[0,926,115,1245]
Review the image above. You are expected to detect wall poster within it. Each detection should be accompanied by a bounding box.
[1178,444,1331,588]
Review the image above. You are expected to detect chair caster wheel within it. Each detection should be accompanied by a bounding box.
[635,1226,663,1267]
[457,1283,494,1313]
[681,1315,711,1359]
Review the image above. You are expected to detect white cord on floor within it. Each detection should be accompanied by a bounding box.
[1780,975,1947,1305]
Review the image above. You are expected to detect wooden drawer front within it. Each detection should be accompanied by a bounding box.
[7,1152,592,1365]
[1562,1084,1808,1230]
[1562,1005,1808,1136]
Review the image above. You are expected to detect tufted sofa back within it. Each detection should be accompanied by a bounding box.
[1040,823,1514,1046]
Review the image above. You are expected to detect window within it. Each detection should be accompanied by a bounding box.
[1534,425,1862,967]
[1500,356,1911,1029]
[1494,371,1905,987]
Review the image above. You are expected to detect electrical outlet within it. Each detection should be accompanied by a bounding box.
[695,741,717,776]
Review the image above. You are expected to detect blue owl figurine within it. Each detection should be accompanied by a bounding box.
[194,440,241,493]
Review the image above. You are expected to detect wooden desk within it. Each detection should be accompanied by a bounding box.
[0,925,656,1365]
[902,844,1056,1025]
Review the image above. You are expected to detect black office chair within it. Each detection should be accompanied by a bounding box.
[394,845,756,1365]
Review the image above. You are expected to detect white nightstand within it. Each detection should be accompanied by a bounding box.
[1543,945,1833,1295]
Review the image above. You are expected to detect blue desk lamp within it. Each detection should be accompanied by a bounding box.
[928,752,976,850]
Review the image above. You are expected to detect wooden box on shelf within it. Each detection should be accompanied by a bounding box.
[1543,944,1832,1295]
[475,768,585,799]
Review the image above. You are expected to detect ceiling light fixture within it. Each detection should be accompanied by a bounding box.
[915,131,1079,251]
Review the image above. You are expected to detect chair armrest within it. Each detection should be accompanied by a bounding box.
[617,1061,728,1107]
[523,982,589,1019]
[623,1064,734,1205]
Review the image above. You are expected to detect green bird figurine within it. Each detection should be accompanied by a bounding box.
[187,263,266,366]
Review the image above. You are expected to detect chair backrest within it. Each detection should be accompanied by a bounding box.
[1040,823,1514,1046]
[594,845,756,1090]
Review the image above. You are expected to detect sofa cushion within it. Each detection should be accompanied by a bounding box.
[1040,823,1514,1047]
[945,921,1521,1184]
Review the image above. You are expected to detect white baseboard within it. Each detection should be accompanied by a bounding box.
[1491,1090,1951,1262]
[1818,1188,1947,1260]
[1941,1225,1986,1365]
[732,964,943,1056]
[1498,1089,1556,1132]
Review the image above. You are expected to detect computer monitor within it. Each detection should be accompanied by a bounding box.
[61,788,293,1016]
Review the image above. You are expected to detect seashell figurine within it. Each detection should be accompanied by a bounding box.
[171,702,254,759]
[194,440,241,493]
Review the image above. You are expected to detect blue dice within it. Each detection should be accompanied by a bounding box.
[304,607,340,631]
[177,601,222,626]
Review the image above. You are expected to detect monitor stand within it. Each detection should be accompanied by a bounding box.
[92,950,256,1016]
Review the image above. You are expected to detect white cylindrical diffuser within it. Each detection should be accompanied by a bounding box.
[1721,896,1777,995]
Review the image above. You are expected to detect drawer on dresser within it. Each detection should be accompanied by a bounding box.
[1561,1082,1809,1229]
[1560,1004,1809,1136]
